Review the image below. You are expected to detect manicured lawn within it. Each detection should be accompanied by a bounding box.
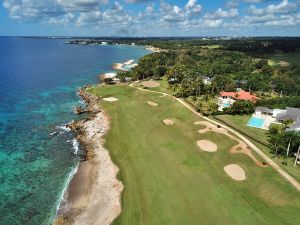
[214,114,269,144]
[88,85,300,225]
[214,114,300,182]
[138,77,172,94]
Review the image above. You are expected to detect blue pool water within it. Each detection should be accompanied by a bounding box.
[0,37,149,225]
[222,102,231,108]
[247,116,265,128]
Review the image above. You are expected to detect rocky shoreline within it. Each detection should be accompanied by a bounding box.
[54,86,123,225]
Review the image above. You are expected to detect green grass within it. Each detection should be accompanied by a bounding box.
[88,85,300,225]
[214,114,300,182]
[214,114,269,144]
[146,77,172,94]
[268,52,300,67]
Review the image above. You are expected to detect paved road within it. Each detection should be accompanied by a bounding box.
[133,85,300,192]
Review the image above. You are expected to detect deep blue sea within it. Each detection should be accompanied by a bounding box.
[0,37,149,225]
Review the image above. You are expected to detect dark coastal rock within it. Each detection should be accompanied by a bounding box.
[74,106,87,114]
[69,87,103,161]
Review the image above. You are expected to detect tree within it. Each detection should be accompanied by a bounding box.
[229,100,254,115]
[268,125,285,157]
[117,71,131,83]
[103,77,114,85]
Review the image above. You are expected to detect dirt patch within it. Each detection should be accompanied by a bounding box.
[142,80,160,88]
[224,164,246,181]
[147,101,158,107]
[163,119,174,125]
[194,120,266,167]
[103,97,119,102]
[278,61,290,67]
[197,140,218,152]
[258,184,292,206]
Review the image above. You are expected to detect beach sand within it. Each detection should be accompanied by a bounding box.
[54,89,123,225]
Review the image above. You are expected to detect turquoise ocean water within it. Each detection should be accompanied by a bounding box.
[0,37,149,224]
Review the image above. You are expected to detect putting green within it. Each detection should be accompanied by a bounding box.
[88,85,300,225]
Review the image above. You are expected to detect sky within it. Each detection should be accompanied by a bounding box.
[0,0,300,36]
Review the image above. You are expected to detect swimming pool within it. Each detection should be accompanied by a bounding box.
[222,102,231,108]
[247,116,265,129]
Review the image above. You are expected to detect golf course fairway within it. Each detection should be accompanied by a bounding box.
[87,85,300,225]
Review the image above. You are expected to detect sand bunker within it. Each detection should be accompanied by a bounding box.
[103,97,119,102]
[278,61,290,67]
[142,80,160,88]
[147,101,158,107]
[197,140,217,152]
[194,121,267,167]
[163,119,174,125]
[194,121,227,134]
[224,164,246,181]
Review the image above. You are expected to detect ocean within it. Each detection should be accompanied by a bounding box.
[0,37,149,225]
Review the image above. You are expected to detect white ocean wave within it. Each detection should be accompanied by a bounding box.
[72,139,79,155]
[54,164,79,218]
[56,124,71,133]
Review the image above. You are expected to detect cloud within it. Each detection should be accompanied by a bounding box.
[2,0,300,35]
[242,0,269,3]
[202,19,224,27]
[204,8,238,19]
[2,0,107,21]
[248,0,297,15]
[185,0,202,15]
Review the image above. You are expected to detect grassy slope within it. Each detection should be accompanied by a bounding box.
[88,85,300,225]
[214,114,300,182]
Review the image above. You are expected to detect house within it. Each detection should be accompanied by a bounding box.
[255,107,273,116]
[275,107,300,123]
[203,77,212,85]
[287,122,300,132]
[220,90,260,102]
[251,106,300,131]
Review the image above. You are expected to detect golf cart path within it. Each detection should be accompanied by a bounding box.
[132,84,300,191]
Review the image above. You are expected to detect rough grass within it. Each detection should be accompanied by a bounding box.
[88,85,300,225]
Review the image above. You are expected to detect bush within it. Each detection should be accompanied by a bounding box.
[227,100,254,115]
[103,77,114,85]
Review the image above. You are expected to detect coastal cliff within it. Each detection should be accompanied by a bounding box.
[55,86,123,225]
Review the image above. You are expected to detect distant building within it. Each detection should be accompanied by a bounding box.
[203,77,212,85]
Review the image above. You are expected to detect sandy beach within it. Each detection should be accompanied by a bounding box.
[145,45,162,53]
[54,88,123,225]
[112,59,137,71]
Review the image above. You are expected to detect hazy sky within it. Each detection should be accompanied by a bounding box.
[1,0,300,36]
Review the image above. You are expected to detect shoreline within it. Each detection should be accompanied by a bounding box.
[112,59,138,71]
[54,87,123,225]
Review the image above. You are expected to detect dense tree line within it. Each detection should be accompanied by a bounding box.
[256,96,300,109]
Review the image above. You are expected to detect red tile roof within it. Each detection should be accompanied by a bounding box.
[220,90,260,102]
